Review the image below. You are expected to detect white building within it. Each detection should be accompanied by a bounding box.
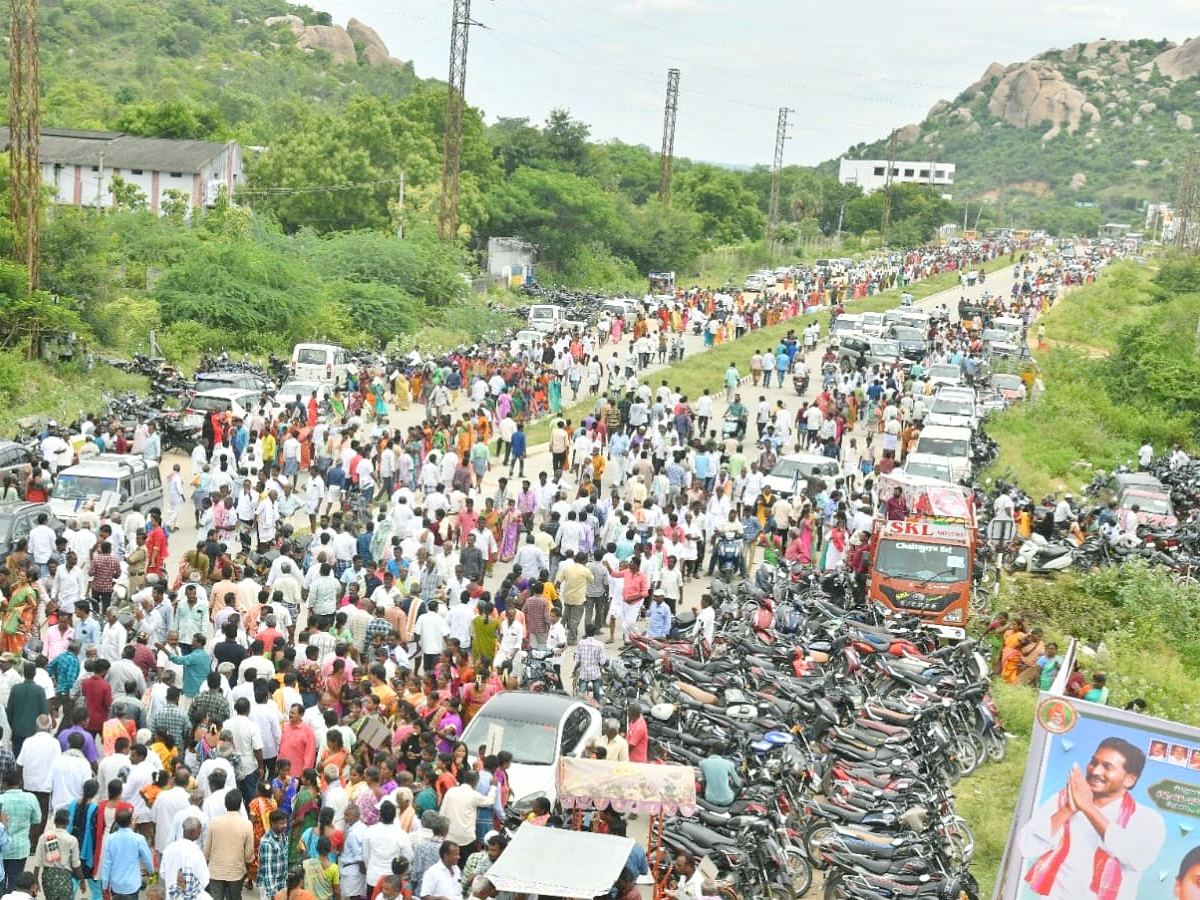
[838,158,955,195]
[487,236,535,287]
[0,127,243,214]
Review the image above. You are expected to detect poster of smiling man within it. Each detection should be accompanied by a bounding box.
[997,691,1200,900]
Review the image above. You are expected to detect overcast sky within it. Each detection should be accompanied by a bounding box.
[311,0,1197,167]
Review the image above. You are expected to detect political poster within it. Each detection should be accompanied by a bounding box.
[995,692,1200,900]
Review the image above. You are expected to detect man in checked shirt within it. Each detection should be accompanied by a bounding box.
[574,624,605,702]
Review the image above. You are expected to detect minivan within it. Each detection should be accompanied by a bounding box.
[49,454,163,521]
[527,304,582,333]
[912,425,973,481]
[290,343,354,386]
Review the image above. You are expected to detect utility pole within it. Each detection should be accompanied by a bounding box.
[881,129,898,240]
[767,106,792,251]
[9,0,41,314]
[658,68,681,204]
[1176,145,1200,254]
[438,0,475,241]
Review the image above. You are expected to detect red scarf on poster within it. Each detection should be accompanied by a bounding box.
[1024,789,1136,900]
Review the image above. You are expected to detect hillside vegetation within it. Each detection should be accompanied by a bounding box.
[833,35,1200,232]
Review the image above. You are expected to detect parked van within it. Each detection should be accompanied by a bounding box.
[527,304,583,333]
[912,425,974,481]
[49,454,163,521]
[290,343,354,387]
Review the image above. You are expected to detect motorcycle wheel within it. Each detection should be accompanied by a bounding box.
[985,731,1008,762]
[783,846,812,897]
[941,817,976,867]
[960,733,984,775]
[802,821,833,869]
[823,871,850,900]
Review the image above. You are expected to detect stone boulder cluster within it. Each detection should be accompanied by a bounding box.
[264,15,403,68]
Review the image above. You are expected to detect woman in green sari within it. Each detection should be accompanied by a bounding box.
[301,836,340,900]
[288,767,321,865]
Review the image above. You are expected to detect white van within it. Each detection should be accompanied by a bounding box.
[49,454,163,521]
[912,425,974,481]
[829,314,863,345]
[527,304,582,333]
[290,343,354,387]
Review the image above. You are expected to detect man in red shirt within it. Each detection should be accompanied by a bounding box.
[82,657,114,733]
[277,703,317,774]
[625,702,648,763]
[144,513,168,578]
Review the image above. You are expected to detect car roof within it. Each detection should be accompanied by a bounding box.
[195,371,259,381]
[61,454,153,474]
[918,425,972,438]
[279,380,324,389]
[1112,472,1163,489]
[470,690,584,725]
[193,388,259,400]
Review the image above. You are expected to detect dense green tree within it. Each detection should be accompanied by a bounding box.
[484,167,623,265]
[542,108,592,175]
[489,117,548,176]
[676,165,765,244]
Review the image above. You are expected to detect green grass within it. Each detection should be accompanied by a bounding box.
[956,682,1037,900]
[844,255,1013,316]
[0,353,148,437]
[1036,260,1155,352]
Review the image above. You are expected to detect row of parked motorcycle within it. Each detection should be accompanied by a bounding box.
[589,572,999,900]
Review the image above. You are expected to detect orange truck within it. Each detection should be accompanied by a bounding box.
[868,474,978,640]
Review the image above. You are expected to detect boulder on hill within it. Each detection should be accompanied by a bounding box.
[298,24,357,65]
[987,61,1096,134]
[1153,37,1200,81]
[347,18,394,68]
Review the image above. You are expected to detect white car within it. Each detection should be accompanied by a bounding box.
[461,691,602,806]
[274,380,331,412]
[763,453,844,501]
[511,329,546,356]
[744,274,766,292]
[925,364,965,389]
[180,388,259,432]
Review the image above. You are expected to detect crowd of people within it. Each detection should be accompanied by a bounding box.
[0,238,1054,900]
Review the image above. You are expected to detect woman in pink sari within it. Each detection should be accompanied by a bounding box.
[610,316,623,344]
[499,499,522,561]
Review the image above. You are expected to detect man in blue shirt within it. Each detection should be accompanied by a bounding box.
[699,754,742,806]
[508,423,527,478]
[1,770,40,893]
[646,592,671,639]
[163,634,212,699]
[100,808,154,900]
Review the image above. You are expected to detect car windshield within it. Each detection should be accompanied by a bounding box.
[193,377,239,392]
[279,384,316,401]
[185,396,232,414]
[993,375,1023,390]
[871,341,899,357]
[52,474,118,501]
[891,327,922,340]
[875,540,968,583]
[931,398,974,417]
[905,462,953,482]
[1124,493,1173,515]
[295,348,328,365]
[929,365,961,380]
[460,714,559,765]
[916,437,969,458]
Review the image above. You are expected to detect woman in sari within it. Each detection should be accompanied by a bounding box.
[435,700,464,756]
[248,781,278,882]
[548,377,562,414]
[302,836,340,900]
[498,499,522,562]
[299,807,342,862]
[2,566,39,655]
[395,372,412,411]
[67,779,101,900]
[1000,622,1030,683]
[288,768,322,865]
[317,730,349,788]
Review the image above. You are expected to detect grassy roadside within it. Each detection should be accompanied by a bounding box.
[843,254,1013,316]
[0,352,148,437]
[963,257,1200,896]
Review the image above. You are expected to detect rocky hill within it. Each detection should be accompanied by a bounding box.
[836,35,1200,218]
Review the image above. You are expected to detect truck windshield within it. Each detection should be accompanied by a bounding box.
[875,540,968,584]
[52,474,118,501]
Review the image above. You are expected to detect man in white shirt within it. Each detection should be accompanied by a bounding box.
[153,770,195,855]
[419,842,462,900]
[363,801,413,889]
[496,607,526,681]
[28,514,57,576]
[413,601,450,674]
[695,594,716,647]
[18,715,61,798]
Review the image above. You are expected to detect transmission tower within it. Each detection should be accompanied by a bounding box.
[767,106,792,247]
[880,129,898,239]
[437,0,473,241]
[658,68,680,204]
[9,0,41,305]
[1176,145,1200,253]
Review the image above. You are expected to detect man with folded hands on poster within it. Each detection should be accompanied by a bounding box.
[1019,736,1165,900]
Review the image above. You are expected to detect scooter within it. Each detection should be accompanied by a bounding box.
[714,531,743,582]
[1010,533,1076,574]
[792,369,810,395]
